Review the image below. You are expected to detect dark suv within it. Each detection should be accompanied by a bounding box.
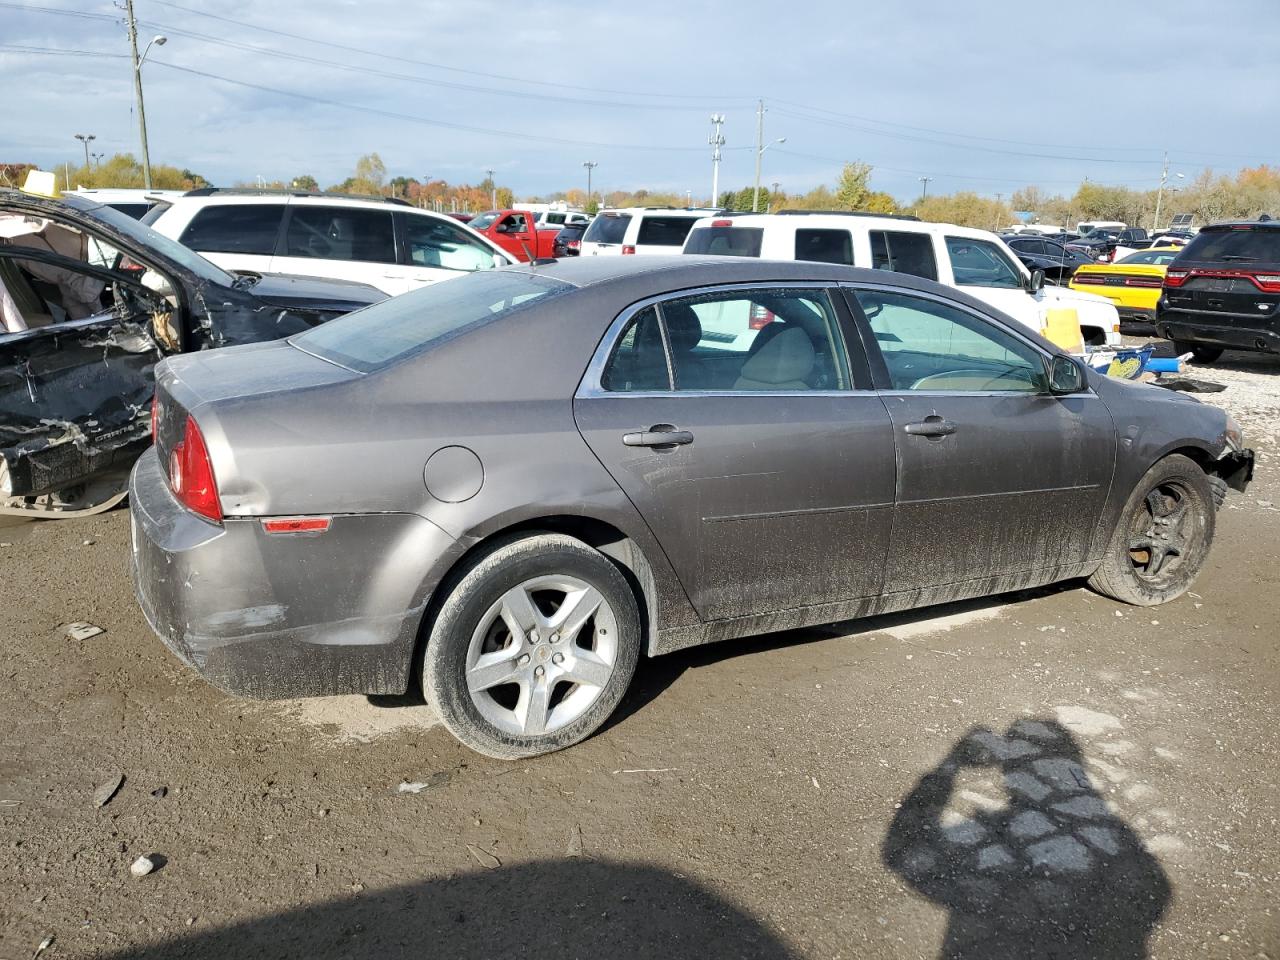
[1155,220,1280,362]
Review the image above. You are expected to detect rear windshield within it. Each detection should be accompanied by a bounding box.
[1178,227,1280,264]
[582,214,632,245]
[683,226,764,257]
[636,216,699,247]
[291,269,573,373]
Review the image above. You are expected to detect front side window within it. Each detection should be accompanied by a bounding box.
[179,204,283,256]
[855,289,1046,393]
[285,207,395,263]
[402,215,498,271]
[664,288,851,392]
[795,228,853,265]
[636,216,698,247]
[499,213,529,233]
[869,230,939,281]
[946,237,1023,289]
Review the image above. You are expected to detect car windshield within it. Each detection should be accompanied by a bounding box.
[1179,227,1280,264]
[291,269,574,373]
[64,198,236,285]
[469,212,500,232]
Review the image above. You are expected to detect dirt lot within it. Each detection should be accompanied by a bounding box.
[2,348,1278,960]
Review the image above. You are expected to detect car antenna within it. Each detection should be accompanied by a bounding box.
[519,240,536,270]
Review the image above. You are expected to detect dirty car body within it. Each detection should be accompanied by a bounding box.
[0,190,385,515]
[130,257,1254,755]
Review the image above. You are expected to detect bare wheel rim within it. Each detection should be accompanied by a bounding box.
[465,574,619,737]
[1126,480,1201,584]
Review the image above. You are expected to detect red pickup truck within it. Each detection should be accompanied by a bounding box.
[467,209,559,262]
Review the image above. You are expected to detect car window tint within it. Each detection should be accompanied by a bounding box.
[946,237,1023,288]
[869,230,939,281]
[293,270,572,372]
[661,288,851,392]
[1179,227,1280,263]
[683,226,763,257]
[601,307,669,392]
[855,290,1046,393]
[795,228,853,265]
[285,207,395,263]
[402,215,497,271]
[636,216,698,247]
[179,204,283,255]
[582,214,632,245]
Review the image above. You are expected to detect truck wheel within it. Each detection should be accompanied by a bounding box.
[1087,454,1215,606]
[423,533,641,759]
[1174,342,1223,364]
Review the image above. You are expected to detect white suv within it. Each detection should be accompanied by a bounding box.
[146,191,513,296]
[580,207,721,257]
[682,212,1122,345]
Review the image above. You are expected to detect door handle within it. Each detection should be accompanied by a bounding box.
[622,427,694,448]
[904,417,957,439]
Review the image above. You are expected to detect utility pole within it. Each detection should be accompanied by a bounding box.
[486,168,495,208]
[74,133,95,172]
[995,193,1003,231]
[125,0,153,189]
[752,99,785,213]
[771,180,780,211]
[1151,152,1181,232]
[918,176,932,201]
[708,113,725,208]
[583,160,597,209]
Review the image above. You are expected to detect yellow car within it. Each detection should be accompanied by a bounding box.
[1069,246,1182,333]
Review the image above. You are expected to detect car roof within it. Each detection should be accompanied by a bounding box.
[528,254,927,291]
[1198,220,1280,231]
[688,211,1006,242]
[598,207,721,217]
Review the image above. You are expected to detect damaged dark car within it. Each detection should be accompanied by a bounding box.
[130,257,1254,760]
[0,189,385,517]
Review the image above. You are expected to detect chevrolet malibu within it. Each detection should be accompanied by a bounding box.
[130,257,1254,758]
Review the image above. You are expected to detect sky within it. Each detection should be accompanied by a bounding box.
[2,0,1279,203]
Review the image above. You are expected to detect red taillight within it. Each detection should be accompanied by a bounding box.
[1164,270,1188,288]
[150,393,159,441]
[1124,276,1164,288]
[1255,273,1280,292]
[567,240,580,250]
[711,219,733,227]
[1073,274,1105,285]
[749,304,775,330]
[168,415,221,523]
[621,245,636,255]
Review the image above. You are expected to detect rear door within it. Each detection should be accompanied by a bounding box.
[574,284,896,621]
[844,284,1115,593]
[271,204,399,293]
[174,202,283,277]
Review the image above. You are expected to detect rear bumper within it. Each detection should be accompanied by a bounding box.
[1156,309,1280,353]
[128,447,460,699]
[1116,306,1157,335]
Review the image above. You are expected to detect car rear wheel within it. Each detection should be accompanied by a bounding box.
[1174,342,1224,364]
[423,533,641,759]
[1087,454,1215,606]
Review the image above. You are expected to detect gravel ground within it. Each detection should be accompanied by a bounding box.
[1,347,1277,960]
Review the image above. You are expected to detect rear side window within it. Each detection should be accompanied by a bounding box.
[179,204,283,255]
[636,216,698,247]
[285,206,395,264]
[869,230,938,281]
[583,214,632,245]
[1179,227,1280,263]
[795,228,853,265]
[601,307,668,392]
[683,226,763,257]
[292,270,573,372]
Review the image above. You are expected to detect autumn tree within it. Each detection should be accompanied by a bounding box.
[290,174,319,191]
[834,161,872,211]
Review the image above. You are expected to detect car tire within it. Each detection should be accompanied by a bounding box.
[1174,342,1224,364]
[423,533,641,759]
[1087,454,1215,607]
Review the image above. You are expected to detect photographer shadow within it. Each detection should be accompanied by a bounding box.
[883,720,1171,959]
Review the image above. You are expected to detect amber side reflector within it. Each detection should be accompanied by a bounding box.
[261,517,332,534]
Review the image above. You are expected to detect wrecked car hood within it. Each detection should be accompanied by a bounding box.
[244,274,387,313]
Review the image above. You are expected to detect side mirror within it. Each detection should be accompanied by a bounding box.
[1047,355,1086,394]
[1027,268,1045,294]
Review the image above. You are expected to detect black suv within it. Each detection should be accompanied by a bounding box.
[1155,220,1280,362]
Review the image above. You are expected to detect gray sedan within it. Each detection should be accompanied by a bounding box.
[130,257,1254,758]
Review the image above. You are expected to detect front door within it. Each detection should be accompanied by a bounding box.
[575,285,897,621]
[845,285,1116,594]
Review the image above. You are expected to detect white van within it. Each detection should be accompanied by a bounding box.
[145,190,513,296]
[682,212,1122,345]
[1077,220,1127,237]
[580,207,722,257]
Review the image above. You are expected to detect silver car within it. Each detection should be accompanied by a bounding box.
[130,257,1254,758]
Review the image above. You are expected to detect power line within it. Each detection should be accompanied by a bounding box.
[0,43,126,58]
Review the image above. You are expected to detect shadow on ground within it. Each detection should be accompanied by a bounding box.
[107,859,792,960]
[884,720,1172,959]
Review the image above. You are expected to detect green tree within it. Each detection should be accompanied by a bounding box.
[290,174,319,191]
[349,153,387,196]
[834,161,872,211]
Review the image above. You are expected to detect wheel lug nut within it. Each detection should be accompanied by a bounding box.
[518,654,530,666]
[534,666,545,677]
[550,633,560,643]
[552,653,564,664]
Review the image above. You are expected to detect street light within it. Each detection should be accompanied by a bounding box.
[583,161,598,209]
[752,136,784,213]
[1152,151,1184,233]
[91,152,105,169]
[126,0,165,189]
[74,133,95,171]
